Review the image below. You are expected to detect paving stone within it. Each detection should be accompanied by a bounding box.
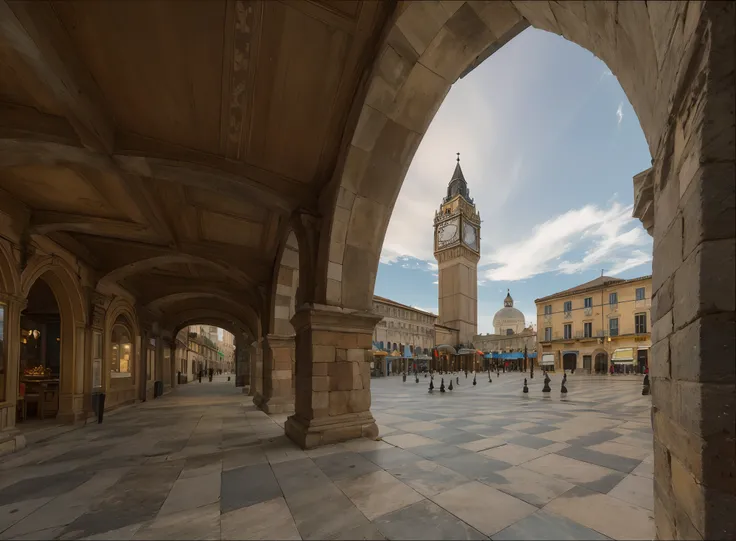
[506,434,557,450]
[432,481,537,536]
[336,470,424,520]
[555,445,642,474]
[221,497,300,540]
[361,447,422,469]
[493,509,611,540]
[133,502,220,540]
[313,451,381,481]
[373,499,487,540]
[388,459,469,497]
[220,463,281,513]
[435,452,512,479]
[478,466,574,507]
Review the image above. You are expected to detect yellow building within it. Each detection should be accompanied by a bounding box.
[536,275,652,374]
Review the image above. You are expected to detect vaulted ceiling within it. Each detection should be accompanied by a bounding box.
[0,0,392,325]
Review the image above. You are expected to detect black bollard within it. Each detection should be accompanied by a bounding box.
[542,373,551,393]
[415,374,419,383]
[561,374,568,394]
[465,371,468,379]
[448,379,453,391]
[488,372,492,383]
[456,376,459,385]
[523,378,529,393]
[429,379,434,392]
[473,374,477,386]
[403,373,406,383]
[440,378,446,393]
[642,374,650,395]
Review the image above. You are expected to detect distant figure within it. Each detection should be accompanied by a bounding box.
[472,374,477,386]
[456,376,459,385]
[198,370,202,383]
[208,368,214,382]
[448,379,453,391]
[561,373,568,394]
[523,378,529,393]
[542,372,551,393]
[440,378,445,393]
[429,379,434,393]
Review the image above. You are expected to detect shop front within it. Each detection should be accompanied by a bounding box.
[541,353,555,372]
[611,347,635,374]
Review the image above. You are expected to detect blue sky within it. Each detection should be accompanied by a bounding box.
[374,28,653,333]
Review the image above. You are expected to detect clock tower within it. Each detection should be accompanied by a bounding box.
[434,154,480,345]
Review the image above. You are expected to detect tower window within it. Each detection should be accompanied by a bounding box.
[506,328,514,335]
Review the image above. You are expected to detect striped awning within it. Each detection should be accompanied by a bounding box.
[436,344,457,354]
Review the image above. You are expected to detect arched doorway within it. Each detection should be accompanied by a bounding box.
[18,278,61,420]
[562,353,577,373]
[595,352,608,374]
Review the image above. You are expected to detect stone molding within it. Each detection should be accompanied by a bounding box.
[290,303,382,335]
[263,333,296,350]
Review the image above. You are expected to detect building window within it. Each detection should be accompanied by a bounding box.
[584,297,592,308]
[563,301,572,312]
[584,322,592,338]
[544,305,552,315]
[609,318,619,337]
[544,327,552,341]
[609,292,618,305]
[564,324,572,340]
[636,287,646,300]
[635,313,648,334]
[506,328,514,335]
[110,317,133,378]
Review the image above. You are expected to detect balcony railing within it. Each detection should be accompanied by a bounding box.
[584,307,593,316]
[563,311,572,319]
[544,327,649,343]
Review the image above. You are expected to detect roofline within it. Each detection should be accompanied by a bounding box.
[372,295,437,318]
[534,275,652,303]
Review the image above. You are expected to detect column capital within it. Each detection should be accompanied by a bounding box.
[290,303,382,335]
[263,333,296,350]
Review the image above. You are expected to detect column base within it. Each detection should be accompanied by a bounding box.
[253,393,294,414]
[285,411,378,449]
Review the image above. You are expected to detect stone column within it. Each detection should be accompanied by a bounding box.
[235,339,250,389]
[248,340,262,398]
[254,334,294,414]
[285,304,380,449]
[0,297,25,455]
[647,4,735,538]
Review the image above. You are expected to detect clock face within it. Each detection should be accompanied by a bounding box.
[463,223,477,248]
[437,218,459,246]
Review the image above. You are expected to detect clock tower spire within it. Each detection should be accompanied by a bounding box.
[434,155,480,345]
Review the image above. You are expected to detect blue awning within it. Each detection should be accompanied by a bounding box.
[402,345,412,358]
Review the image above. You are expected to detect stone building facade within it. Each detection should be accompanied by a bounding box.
[371,296,436,355]
[536,275,652,374]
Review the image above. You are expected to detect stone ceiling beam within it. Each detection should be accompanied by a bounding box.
[29,210,154,240]
[0,1,114,153]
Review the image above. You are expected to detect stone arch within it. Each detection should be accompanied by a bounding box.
[97,254,250,287]
[0,239,20,296]
[103,296,139,405]
[318,1,681,310]
[158,297,259,340]
[269,230,300,336]
[20,255,87,421]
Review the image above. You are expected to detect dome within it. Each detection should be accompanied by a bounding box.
[493,289,525,334]
[492,306,526,328]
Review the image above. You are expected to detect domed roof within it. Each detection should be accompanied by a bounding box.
[493,290,525,328]
[492,306,526,327]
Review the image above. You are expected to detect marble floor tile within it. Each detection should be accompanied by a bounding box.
[456,437,507,452]
[432,481,537,536]
[502,422,540,432]
[401,421,445,433]
[133,502,220,540]
[221,447,267,472]
[479,465,574,507]
[220,463,281,513]
[388,459,469,497]
[221,497,300,540]
[506,434,556,450]
[630,459,653,480]
[158,470,220,516]
[409,443,472,460]
[493,509,610,540]
[339,439,393,453]
[480,443,547,466]
[588,441,652,461]
[544,486,654,540]
[373,499,487,540]
[435,452,512,479]
[555,445,642,474]
[523,454,621,488]
[0,498,52,534]
[360,447,421,469]
[376,424,400,437]
[607,474,653,511]
[313,451,381,481]
[336,470,424,520]
[381,434,439,449]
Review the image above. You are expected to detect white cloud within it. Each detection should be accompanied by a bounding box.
[481,202,650,282]
[616,102,623,125]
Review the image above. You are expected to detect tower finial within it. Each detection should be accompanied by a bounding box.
[456,152,460,163]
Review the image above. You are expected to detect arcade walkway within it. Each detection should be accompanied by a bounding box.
[0,374,653,540]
